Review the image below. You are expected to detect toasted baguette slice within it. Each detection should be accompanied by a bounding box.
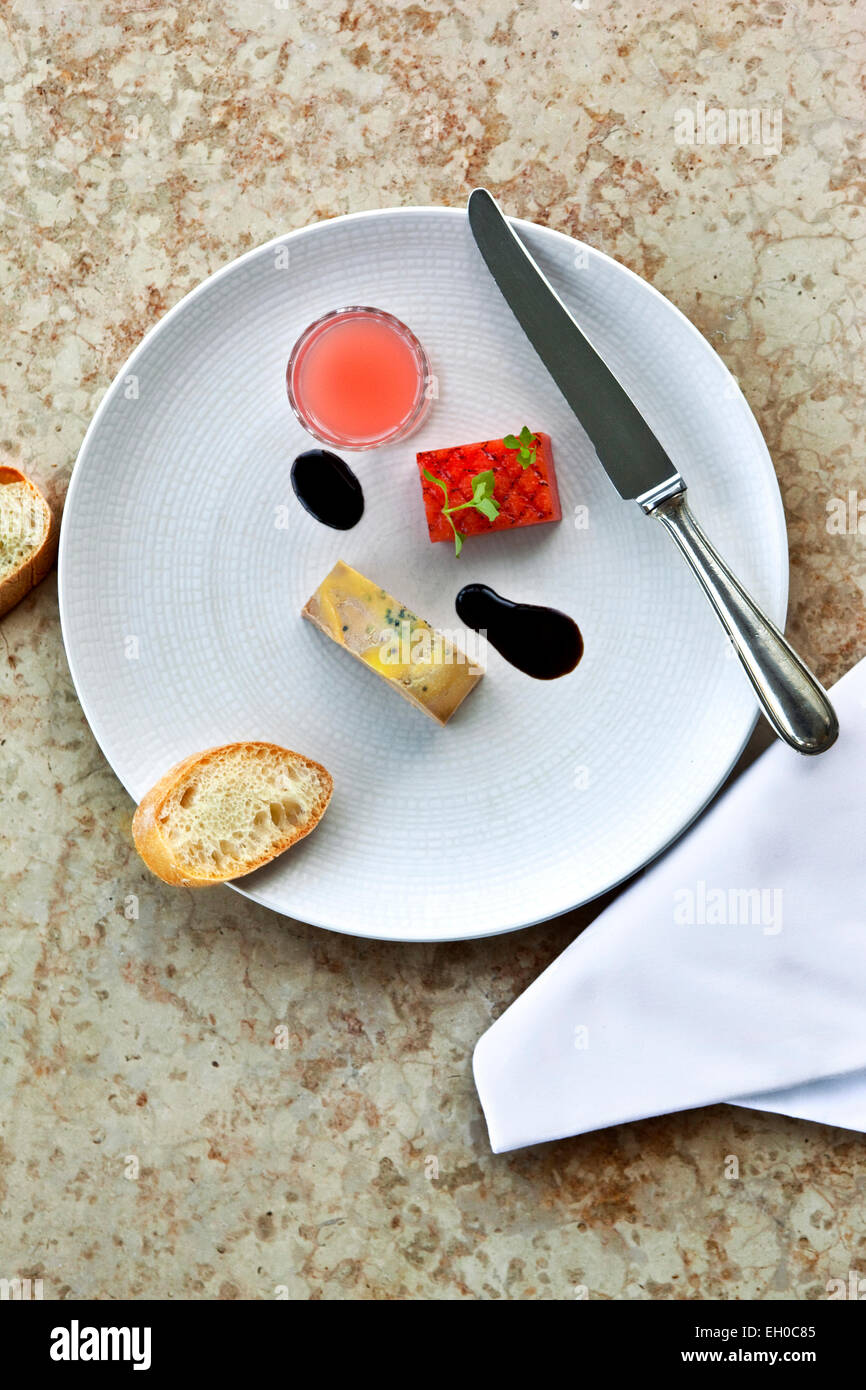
[0,466,58,619]
[132,742,333,887]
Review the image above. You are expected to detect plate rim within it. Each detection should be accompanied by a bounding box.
[58,204,789,942]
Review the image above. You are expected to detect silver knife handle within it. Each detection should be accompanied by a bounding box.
[650,491,838,755]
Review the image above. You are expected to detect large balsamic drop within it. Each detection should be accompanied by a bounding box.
[291,449,364,530]
[456,583,583,680]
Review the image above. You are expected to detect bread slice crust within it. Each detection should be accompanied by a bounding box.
[0,466,58,619]
[132,741,333,887]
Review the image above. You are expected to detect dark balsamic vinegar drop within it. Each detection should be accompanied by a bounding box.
[291,449,364,531]
[456,583,583,680]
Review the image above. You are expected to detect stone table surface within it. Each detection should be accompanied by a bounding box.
[2,0,865,1300]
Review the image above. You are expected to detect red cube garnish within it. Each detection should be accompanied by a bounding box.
[417,431,561,545]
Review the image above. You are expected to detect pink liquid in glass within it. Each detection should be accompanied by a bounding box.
[287,308,430,448]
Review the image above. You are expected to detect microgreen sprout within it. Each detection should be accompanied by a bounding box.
[422,467,500,557]
[503,425,538,469]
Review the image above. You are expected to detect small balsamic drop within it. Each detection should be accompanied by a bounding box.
[291,449,364,531]
[456,583,583,680]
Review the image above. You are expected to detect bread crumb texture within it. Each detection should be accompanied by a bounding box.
[0,478,49,583]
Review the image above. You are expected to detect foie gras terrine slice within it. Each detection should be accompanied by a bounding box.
[302,560,483,725]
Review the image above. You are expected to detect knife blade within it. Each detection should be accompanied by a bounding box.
[467,187,681,510]
[467,187,838,754]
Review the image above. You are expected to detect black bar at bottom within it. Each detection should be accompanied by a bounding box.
[4,1295,856,1375]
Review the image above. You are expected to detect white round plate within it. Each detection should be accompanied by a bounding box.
[59,208,788,942]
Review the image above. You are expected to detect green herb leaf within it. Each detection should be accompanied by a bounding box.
[471,469,496,501]
[422,467,450,504]
[465,470,500,521]
[504,426,539,469]
[422,465,499,555]
[423,467,464,555]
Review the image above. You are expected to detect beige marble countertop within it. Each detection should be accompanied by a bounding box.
[2,0,865,1300]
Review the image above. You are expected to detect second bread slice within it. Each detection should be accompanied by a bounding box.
[132,742,333,886]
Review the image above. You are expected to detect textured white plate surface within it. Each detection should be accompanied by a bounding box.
[59,207,788,941]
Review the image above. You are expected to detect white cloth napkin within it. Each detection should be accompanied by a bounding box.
[474,658,866,1152]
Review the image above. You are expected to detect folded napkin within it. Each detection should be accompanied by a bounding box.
[474,658,866,1152]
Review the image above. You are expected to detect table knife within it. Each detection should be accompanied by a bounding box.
[467,188,838,755]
